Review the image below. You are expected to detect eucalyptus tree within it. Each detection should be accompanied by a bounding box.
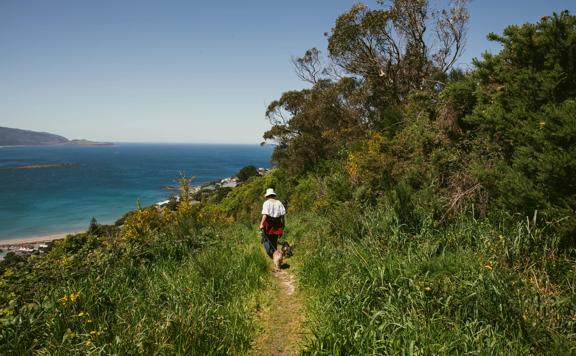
[264,0,470,174]
[328,0,469,100]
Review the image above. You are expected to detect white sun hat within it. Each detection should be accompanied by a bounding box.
[264,188,277,197]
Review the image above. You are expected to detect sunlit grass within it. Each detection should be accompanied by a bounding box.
[0,225,269,354]
[288,208,576,354]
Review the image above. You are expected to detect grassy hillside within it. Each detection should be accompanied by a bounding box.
[2,4,575,355]
[212,170,575,353]
[288,211,575,354]
[1,171,574,353]
[1,219,269,354]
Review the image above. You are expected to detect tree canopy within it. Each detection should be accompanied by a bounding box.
[264,3,576,241]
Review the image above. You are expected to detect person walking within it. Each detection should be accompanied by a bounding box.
[259,188,286,258]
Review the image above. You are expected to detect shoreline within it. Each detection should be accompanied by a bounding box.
[0,170,269,248]
[0,230,84,247]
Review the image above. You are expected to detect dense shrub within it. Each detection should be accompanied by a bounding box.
[235,165,259,182]
[266,9,576,239]
[215,169,289,223]
[460,12,576,241]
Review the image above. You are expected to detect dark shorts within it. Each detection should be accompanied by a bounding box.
[261,234,281,258]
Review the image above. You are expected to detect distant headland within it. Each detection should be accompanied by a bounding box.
[0,126,113,146]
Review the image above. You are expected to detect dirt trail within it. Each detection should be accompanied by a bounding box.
[251,265,304,356]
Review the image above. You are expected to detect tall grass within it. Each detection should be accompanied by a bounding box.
[0,224,268,354]
[288,205,576,354]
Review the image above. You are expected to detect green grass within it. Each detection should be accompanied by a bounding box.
[0,224,269,354]
[2,178,575,354]
[287,207,576,355]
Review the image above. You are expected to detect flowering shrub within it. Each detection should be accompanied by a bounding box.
[121,206,162,241]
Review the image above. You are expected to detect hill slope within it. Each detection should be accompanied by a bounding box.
[0,127,111,146]
[0,126,69,145]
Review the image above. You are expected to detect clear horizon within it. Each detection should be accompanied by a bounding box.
[1,0,574,143]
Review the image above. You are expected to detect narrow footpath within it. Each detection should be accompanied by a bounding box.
[251,265,304,355]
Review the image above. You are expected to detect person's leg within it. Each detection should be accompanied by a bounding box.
[269,235,278,253]
[262,234,274,258]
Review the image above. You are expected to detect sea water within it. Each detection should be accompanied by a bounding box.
[0,143,273,241]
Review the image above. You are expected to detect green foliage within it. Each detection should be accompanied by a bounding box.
[286,175,321,213]
[289,173,352,215]
[0,222,268,354]
[288,208,576,354]
[87,217,118,238]
[210,169,289,223]
[0,169,275,353]
[3,7,576,356]
[235,165,259,182]
[437,77,477,135]
[459,12,576,239]
[279,10,576,239]
[120,206,163,241]
[327,0,469,106]
[264,78,367,176]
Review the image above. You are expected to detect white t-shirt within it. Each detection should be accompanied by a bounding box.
[261,199,286,218]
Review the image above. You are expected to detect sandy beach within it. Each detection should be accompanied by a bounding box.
[0,231,84,246]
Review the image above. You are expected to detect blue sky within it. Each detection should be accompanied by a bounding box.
[1,0,574,143]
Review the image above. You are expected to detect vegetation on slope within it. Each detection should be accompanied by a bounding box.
[1,1,575,354]
[257,2,575,353]
[0,126,69,146]
[0,126,110,146]
[265,4,576,243]
[287,207,575,354]
[1,188,269,354]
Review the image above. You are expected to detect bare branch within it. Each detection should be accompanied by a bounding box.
[432,0,469,73]
[292,48,323,84]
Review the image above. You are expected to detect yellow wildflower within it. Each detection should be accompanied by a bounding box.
[64,329,76,339]
[484,261,494,271]
[69,291,81,302]
[78,311,86,317]
[424,287,431,291]
[90,330,97,336]
[58,295,68,305]
[85,340,92,347]
[86,319,93,323]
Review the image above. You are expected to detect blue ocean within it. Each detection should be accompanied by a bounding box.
[0,144,273,241]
